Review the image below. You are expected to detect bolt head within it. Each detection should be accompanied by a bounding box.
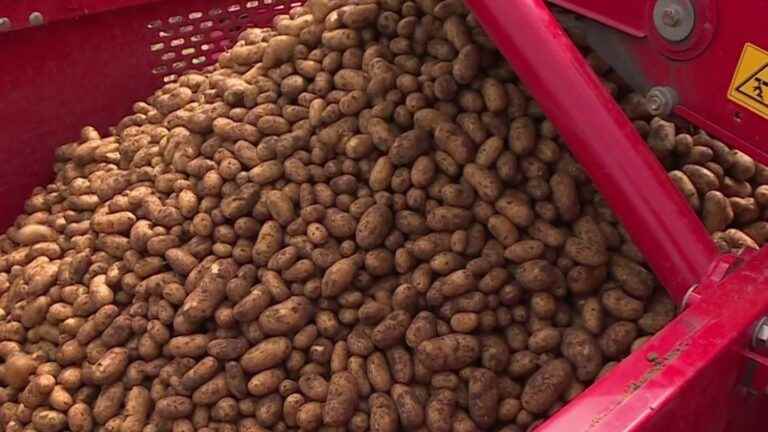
[757,322,768,346]
[661,7,682,27]
[647,95,663,113]
[28,12,44,26]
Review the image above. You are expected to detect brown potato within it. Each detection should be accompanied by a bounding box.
[323,371,359,426]
[240,337,292,373]
[520,359,573,415]
[415,334,480,371]
[561,328,603,381]
[258,296,314,336]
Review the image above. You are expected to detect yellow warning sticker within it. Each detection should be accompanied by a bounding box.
[728,43,768,120]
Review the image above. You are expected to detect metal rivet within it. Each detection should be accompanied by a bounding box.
[646,86,679,117]
[0,17,11,31]
[29,12,44,26]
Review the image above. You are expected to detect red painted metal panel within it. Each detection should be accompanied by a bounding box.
[465,0,718,304]
[0,0,300,230]
[549,0,647,37]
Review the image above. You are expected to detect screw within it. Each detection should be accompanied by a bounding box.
[753,316,768,349]
[28,12,44,26]
[661,6,682,27]
[646,86,678,116]
[0,17,10,31]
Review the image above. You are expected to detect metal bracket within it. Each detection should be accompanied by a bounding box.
[681,250,753,309]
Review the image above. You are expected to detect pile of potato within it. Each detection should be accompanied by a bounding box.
[636,117,768,250]
[1,1,766,431]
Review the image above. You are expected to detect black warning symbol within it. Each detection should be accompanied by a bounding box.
[736,63,768,108]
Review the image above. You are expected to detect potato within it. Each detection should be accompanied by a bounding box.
[258,296,314,336]
[371,310,411,349]
[520,359,573,414]
[426,206,474,231]
[240,337,292,373]
[564,237,607,266]
[702,190,734,232]
[67,403,94,432]
[13,224,59,245]
[32,409,68,432]
[323,371,358,426]
[682,164,719,194]
[550,173,580,221]
[415,334,480,371]
[263,35,299,68]
[468,368,498,428]
[389,129,432,165]
[668,170,700,211]
[599,321,638,359]
[357,204,394,249]
[515,259,558,291]
[561,328,602,381]
[247,368,286,396]
[369,392,399,432]
[610,255,654,299]
[601,289,644,320]
[156,396,195,419]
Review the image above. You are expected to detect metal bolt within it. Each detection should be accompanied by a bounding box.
[653,0,695,42]
[753,316,768,349]
[646,86,678,117]
[28,12,44,26]
[0,17,10,31]
[661,6,682,27]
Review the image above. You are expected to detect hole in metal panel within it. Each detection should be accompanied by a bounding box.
[172,61,187,70]
[210,30,225,39]
[181,47,196,56]
[209,8,223,16]
[192,56,207,65]
[170,38,185,47]
[238,13,249,21]
[164,74,178,83]
[152,65,168,74]
[159,29,173,38]
[160,52,176,61]
[219,18,230,24]
[200,20,214,29]
[201,43,214,51]
[191,34,205,42]
[150,42,165,51]
[180,24,194,33]
[168,15,183,24]
[188,11,204,20]
[228,4,242,12]
[147,20,162,29]
[246,1,260,7]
